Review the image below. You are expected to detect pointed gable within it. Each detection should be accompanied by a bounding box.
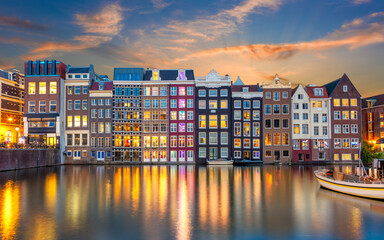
[324,74,361,98]
[234,76,244,85]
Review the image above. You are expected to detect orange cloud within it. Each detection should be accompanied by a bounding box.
[75,3,123,36]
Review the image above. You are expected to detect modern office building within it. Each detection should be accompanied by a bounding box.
[324,74,362,162]
[262,74,292,163]
[0,69,24,144]
[23,60,67,152]
[112,68,144,161]
[231,77,263,161]
[196,70,232,163]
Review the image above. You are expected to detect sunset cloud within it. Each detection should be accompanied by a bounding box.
[151,0,172,9]
[75,3,123,36]
[0,16,48,31]
[352,0,371,5]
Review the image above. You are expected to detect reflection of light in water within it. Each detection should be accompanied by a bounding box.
[30,214,57,240]
[198,168,208,228]
[114,168,122,208]
[45,174,57,213]
[0,180,20,240]
[132,167,140,213]
[159,166,168,217]
[351,207,362,238]
[176,167,191,240]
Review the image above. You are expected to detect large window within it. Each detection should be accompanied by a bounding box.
[243,123,250,136]
[29,82,36,94]
[209,115,217,128]
[50,82,57,94]
[334,99,340,107]
[265,133,271,146]
[39,82,46,94]
[209,133,218,145]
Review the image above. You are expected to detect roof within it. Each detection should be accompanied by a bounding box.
[323,78,341,96]
[292,86,298,95]
[306,86,328,98]
[233,76,244,85]
[231,84,260,92]
[67,66,91,74]
[91,81,113,91]
[143,69,195,81]
[362,93,384,108]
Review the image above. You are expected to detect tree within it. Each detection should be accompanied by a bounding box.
[361,141,374,165]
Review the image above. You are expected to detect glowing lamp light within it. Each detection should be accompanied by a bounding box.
[15,127,19,131]
[8,117,13,122]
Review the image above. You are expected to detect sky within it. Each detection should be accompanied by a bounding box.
[0,0,384,97]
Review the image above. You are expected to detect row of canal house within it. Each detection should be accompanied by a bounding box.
[22,59,362,164]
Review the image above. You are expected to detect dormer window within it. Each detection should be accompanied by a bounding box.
[99,84,104,90]
[242,87,249,92]
[314,88,323,96]
[83,74,87,79]
[343,85,348,92]
[68,75,73,79]
[151,70,160,80]
[178,70,186,80]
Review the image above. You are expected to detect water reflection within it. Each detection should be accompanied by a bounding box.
[0,165,384,239]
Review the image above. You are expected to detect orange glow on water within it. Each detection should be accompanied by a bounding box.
[0,180,20,240]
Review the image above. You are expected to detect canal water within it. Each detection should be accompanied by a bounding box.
[0,165,384,240]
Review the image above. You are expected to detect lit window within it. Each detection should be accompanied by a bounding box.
[294,124,300,134]
[98,122,104,133]
[199,133,206,145]
[152,87,159,96]
[243,123,250,136]
[244,139,250,148]
[265,133,272,146]
[199,115,206,128]
[144,112,151,120]
[334,99,340,107]
[152,136,159,147]
[209,115,217,128]
[221,100,228,109]
[67,116,73,127]
[39,82,46,94]
[179,87,186,96]
[179,136,185,147]
[179,111,185,120]
[82,116,87,127]
[342,99,349,106]
[209,100,217,109]
[234,139,241,148]
[253,139,260,148]
[244,110,250,120]
[153,71,159,80]
[179,123,185,132]
[171,111,177,120]
[221,115,228,128]
[274,133,281,145]
[351,98,357,106]
[49,82,57,94]
[29,82,36,94]
[187,136,193,147]
[179,99,186,108]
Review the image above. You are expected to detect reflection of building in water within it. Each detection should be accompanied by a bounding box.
[0,180,20,240]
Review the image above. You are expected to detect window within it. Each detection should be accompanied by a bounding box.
[209,115,217,128]
[334,139,341,148]
[294,113,299,120]
[283,119,289,128]
[253,139,260,148]
[152,87,159,96]
[187,87,193,95]
[342,99,349,106]
[67,134,73,146]
[293,140,300,150]
[50,82,57,94]
[187,99,193,108]
[187,136,193,147]
[144,87,151,96]
[253,111,260,120]
[98,122,104,133]
[274,133,280,145]
[83,86,87,94]
[187,123,193,132]
[74,86,81,94]
[234,139,241,148]
[322,114,327,122]
[50,101,57,112]
[209,133,218,145]
[67,116,72,127]
[303,113,308,120]
[82,115,87,127]
[253,122,260,137]
[334,154,339,160]
[314,126,319,135]
[244,139,251,148]
[179,136,185,147]
[334,99,340,107]
[342,111,349,120]
[351,124,358,133]
[179,87,186,96]
[234,100,241,108]
[242,87,249,92]
[273,119,280,128]
[74,134,81,146]
[39,82,46,94]
[265,105,271,114]
[282,105,289,114]
[209,100,217,109]
[282,92,288,99]
[220,89,228,96]
[170,87,177,96]
[265,119,271,129]
[221,115,228,128]
[105,122,111,133]
[234,151,241,159]
[253,151,260,159]
[282,133,289,145]
[322,126,327,135]
[179,111,185,120]
[334,124,341,134]
[343,85,348,92]
[334,111,341,120]
[265,92,271,99]
[234,122,241,136]
[170,111,177,120]
[152,99,159,108]
[179,123,185,132]
[244,110,250,120]
[302,140,309,150]
[244,100,250,109]
[221,132,228,145]
[39,100,46,113]
[199,115,206,128]
[68,86,73,95]
[199,100,206,109]
[144,100,150,108]
[265,133,272,145]
[220,100,228,109]
[198,89,206,97]
[29,82,36,94]
[187,111,193,120]
[199,133,206,145]
[153,136,159,147]
[199,148,206,158]
[171,136,177,147]
[91,123,96,133]
[82,100,87,110]
[343,124,349,133]
[302,124,309,134]
[253,100,260,108]
[234,111,241,120]
[273,105,280,114]
[221,148,228,158]
[294,124,300,134]
[273,92,280,101]
[351,98,357,106]
[74,100,80,110]
[161,123,167,132]
[343,138,350,148]
[179,99,186,108]
[209,89,217,97]
[98,138,104,148]
[244,123,250,136]
[351,111,357,120]
[91,109,96,118]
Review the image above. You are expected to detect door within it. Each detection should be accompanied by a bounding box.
[244,151,250,160]
[209,147,218,160]
[47,137,56,147]
[274,151,280,161]
[299,153,304,161]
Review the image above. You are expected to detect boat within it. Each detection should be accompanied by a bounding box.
[314,169,384,200]
[206,159,234,165]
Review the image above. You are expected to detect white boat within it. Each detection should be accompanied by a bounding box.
[314,169,384,200]
[206,159,234,165]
